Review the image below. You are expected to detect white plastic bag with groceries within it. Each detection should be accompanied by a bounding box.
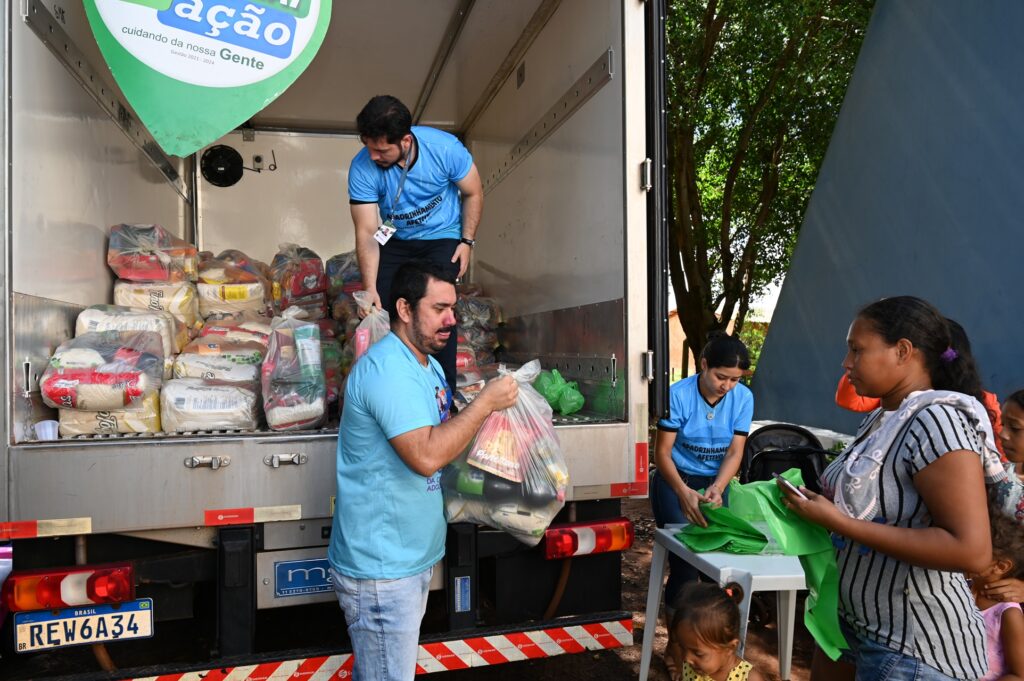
[442,360,569,546]
[352,290,390,360]
[261,307,326,431]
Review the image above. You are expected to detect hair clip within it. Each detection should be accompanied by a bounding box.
[723,587,733,597]
[940,347,958,363]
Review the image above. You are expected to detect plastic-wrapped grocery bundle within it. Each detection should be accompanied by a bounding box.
[261,308,326,431]
[76,306,185,378]
[326,250,362,298]
[113,280,199,330]
[535,369,585,416]
[352,290,390,361]
[271,244,328,316]
[58,392,161,437]
[197,259,268,318]
[161,378,259,432]
[216,249,274,307]
[173,337,266,384]
[455,291,501,370]
[442,361,569,546]
[41,331,164,411]
[107,224,198,282]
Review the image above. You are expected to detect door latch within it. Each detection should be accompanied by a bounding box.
[263,452,308,468]
[184,455,231,470]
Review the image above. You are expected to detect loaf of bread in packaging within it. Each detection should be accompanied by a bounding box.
[41,330,164,410]
[160,378,258,432]
[173,338,266,384]
[76,305,187,376]
[114,280,199,329]
[58,392,161,436]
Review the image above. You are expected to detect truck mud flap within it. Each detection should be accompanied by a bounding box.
[35,611,633,680]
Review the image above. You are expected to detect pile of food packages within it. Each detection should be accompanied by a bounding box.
[47,224,350,437]
[46,223,538,439]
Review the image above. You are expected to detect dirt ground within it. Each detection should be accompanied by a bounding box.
[447,496,815,681]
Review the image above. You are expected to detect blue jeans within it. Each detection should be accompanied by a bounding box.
[839,621,960,681]
[649,468,726,610]
[331,566,432,681]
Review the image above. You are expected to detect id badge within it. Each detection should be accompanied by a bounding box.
[374,220,397,246]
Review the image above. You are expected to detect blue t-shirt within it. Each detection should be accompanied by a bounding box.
[657,374,754,477]
[348,126,474,241]
[328,333,452,579]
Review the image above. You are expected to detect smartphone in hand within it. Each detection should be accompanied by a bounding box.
[772,473,809,501]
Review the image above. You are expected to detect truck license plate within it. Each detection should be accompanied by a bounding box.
[14,599,153,652]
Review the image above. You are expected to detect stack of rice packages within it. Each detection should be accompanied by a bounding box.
[49,223,199,436]
[453,285,502,405]
[157,248,275,433]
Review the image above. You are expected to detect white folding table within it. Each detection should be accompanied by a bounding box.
[638,526,807,680]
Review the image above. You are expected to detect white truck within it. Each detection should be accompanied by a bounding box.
[0,0,669,677]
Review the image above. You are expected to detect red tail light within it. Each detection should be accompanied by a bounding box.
[1,563,134,612]
[544,518,634,560]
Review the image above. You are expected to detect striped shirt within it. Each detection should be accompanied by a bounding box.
[820,403,987,680]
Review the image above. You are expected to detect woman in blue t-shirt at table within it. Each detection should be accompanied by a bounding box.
[650,332,753,679]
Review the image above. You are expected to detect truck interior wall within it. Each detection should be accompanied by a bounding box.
[8,4,187,446]
[467,0,625,316]
[198,132,359,262]
[753,0,1024,434]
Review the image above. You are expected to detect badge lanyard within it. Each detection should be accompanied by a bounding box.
[385,139,415,223]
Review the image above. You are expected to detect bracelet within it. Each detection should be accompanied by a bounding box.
[460,237,476,247]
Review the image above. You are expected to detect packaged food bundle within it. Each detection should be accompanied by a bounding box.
[326,250,363,298]
[331,291,362,326]
[286,291,328,320]
[173,338,266,384]
[271,243,328,312]
[352,290,390,361]
[197,259,268,318]
[216,249,274,304]
[261,308,326,431]
[455,295,501,330]
[161,378,259,432]
[76,305,185,377]
[456,340,477,370]
[442,361,569,546]
[107,224,198,283]
[41,331,164,411]
[113,280,200,330]
[58,392,161,437]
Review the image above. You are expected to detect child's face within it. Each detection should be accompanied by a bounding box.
[677,621,737,678]
[999,400,1024,464]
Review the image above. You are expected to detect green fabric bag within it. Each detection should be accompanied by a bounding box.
[676,470,848,660]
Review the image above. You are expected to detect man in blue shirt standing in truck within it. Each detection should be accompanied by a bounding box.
[348,95,483,395]
[328,260,516,681]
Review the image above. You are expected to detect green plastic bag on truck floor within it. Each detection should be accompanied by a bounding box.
[676,469,848,660]
[535,369,568,407]
[536,369,585,415]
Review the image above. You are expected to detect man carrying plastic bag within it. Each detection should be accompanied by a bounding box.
[442,360,570,546]
[328,260,517,681]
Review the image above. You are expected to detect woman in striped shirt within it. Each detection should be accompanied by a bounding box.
[779,296,997,681]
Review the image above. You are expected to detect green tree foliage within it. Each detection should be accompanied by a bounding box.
[667,0,872,366]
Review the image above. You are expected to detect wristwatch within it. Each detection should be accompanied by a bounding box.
[460,237,476,247]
